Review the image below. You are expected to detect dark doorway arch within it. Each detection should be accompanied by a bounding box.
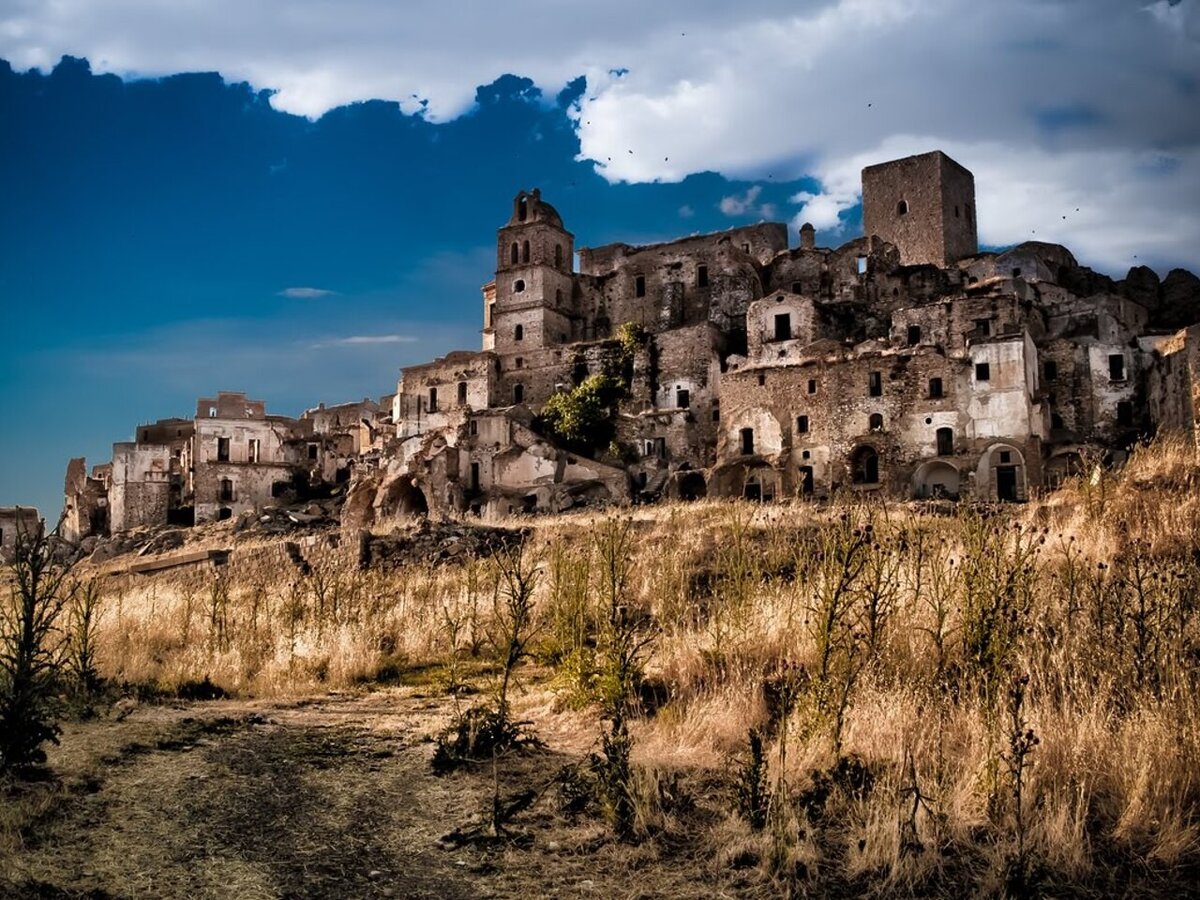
[850,445,880,485]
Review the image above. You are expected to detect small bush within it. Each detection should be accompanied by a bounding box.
[431,705,535,774]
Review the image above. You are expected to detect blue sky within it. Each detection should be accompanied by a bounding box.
[2,0,1199,518]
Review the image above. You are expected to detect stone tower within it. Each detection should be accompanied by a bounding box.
[861,150,977,267]
[489,189,575,355]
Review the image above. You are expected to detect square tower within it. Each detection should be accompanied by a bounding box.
[861,150,977,267]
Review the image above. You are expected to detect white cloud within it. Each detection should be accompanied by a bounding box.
[3,0,1198,272]
[678,204,694,218]
[719,185,762,216]
[321,335,418,347]
[278,286,336,299]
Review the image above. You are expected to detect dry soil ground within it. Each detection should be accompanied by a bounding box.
[1,688,741,900]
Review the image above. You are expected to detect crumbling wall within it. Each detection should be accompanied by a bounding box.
[110,443,171,532]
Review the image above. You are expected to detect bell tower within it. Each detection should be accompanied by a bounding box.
[488,189,575,355]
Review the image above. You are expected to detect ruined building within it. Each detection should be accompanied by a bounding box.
[61,150,1200,534]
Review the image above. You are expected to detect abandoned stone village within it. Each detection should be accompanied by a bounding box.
[41,149,1200,546]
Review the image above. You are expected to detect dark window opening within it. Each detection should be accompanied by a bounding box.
[218,507,232,521]
[1051,412,1064,429]
[975,362,991,381]
[513,279,525,293]
[869,413,884,431]
[487,303,495,327]
[635,275,646,297]
[219,478,234,502]
[515,357,523,368]
[514,324,524,341]
[510,242,519,264]
[1117,401,1134,427]
[936,427,954,456]
[271,481,289,498]
[518,197,527,221]
[758,372,767,387]
[522,240,530,263]
[1108,353,1126,382]
[999,450,1012,464]
[676,388,690,409]
[428,387,438,412]
[1012,267,1022,278]
[458,381,467,405]
[513,384,524,404]
[851,446,880,485]
[954,205,960,218]
[774,313,791,341]
[308,443,318,460]
[796,415,809,434]
[470,462,480,491]
[792,281,803,293]
[1044,360,1058,381]
[217,437,230,462]
[740,427,755,455]
[798,466,814,496]
[974,318,991,336]
[929,377,944,399]
[907,325,922,346]
[897,199,909,216]
[469,419,478,436]
[712,400,720,423]
[698,265,708,287]
[808,379,817,394]
[869,371,882,397]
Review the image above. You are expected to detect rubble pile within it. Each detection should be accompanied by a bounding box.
[360,519,529,569]
[235,498,342,536]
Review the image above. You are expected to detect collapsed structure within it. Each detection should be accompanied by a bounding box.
[60,151,1200,537]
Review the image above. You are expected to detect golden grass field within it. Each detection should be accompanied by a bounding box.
[4,434,1200,898]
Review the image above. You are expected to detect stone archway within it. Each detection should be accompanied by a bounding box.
[849,444,880,485]
[977,443,1027,502]
[912,460,960,500]
[379,475,429,518]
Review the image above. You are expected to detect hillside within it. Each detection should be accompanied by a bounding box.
[4,435,1200,898]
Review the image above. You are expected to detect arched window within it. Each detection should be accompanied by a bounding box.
[513,279,525,293]
[511,242,519,265]
[522,240,530,263]
[869,413,884,431]
[897,199,909,216]
[555,244,563,267]
[514,324,524,341]
[513,384,524,403]
[851,446,880,485]
[936,427,954,456]
[518,197,527,221]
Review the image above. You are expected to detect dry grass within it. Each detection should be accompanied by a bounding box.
[15,433,1200,896]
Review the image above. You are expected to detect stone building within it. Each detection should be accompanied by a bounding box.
[378,149,1200,515]
[57,149,1200,533]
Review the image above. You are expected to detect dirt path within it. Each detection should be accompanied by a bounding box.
[2,691,733,900]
